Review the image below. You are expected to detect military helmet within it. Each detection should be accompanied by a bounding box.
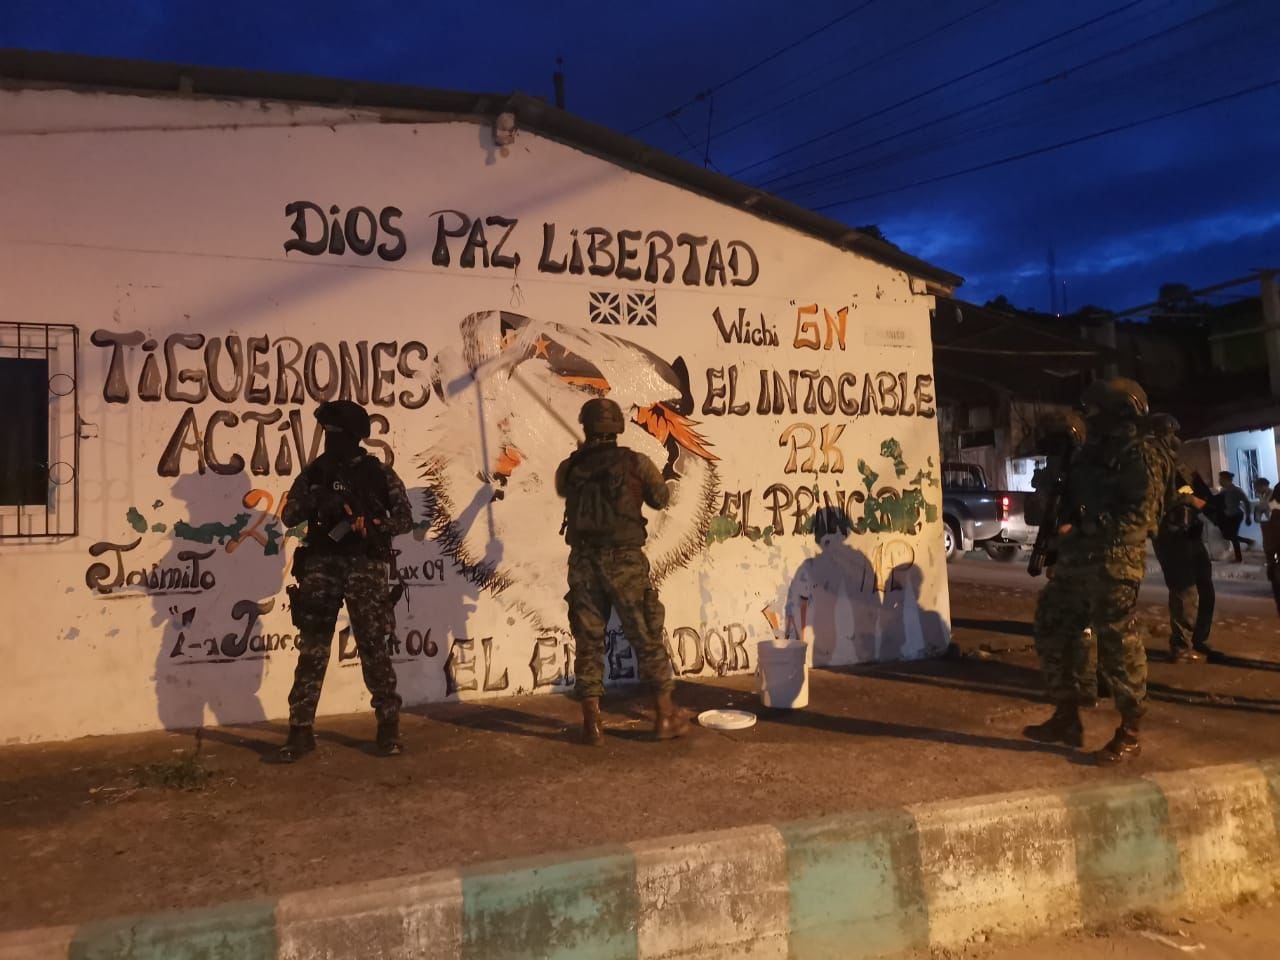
[579,397,626,436]
[1081,377,1149,419]
[315,399,371,439]
[1047,409,1088,447]
[1149,413,1180,439]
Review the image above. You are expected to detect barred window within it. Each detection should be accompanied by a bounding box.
[0,323,80,538]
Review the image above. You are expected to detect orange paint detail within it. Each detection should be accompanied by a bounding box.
[559,375,611,392]
[634,403,718,462]
[495,445,524,477]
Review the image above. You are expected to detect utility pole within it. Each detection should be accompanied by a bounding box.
[553,57,565,109]
[1262,270,1280,396]
[1047,246,1058,316]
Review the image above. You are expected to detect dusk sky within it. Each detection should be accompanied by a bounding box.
[6,0,1278,312]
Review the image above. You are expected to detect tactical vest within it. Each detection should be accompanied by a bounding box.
[301,452,391,557]
[561,445,650,549]
[1065,431,1158,543]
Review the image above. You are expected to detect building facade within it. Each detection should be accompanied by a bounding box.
[0,53,958,743]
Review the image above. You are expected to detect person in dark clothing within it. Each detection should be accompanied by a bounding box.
[277,400,414,762]
[1264,487,1280,615]
[1026,378,1166,765]
[1217,471,1254,562]
[1150,416,1215,662]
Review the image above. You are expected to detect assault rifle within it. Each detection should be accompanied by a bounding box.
[1027,433,1077,578]
[311,455,392,547]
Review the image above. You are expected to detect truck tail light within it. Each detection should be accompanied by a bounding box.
[1000,495,1011,522]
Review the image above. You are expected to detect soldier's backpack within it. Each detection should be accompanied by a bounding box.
[564,449,632,543]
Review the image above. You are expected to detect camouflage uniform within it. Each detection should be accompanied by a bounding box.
[1163,547,1214,653]
[1029,416,1101,703]
[1033,423,1167,720]
[1070,429,1174,698]
[556,438,675,698]
[1156,475,1215,655]
[281,454,413,727]
[1073,634,1100,701]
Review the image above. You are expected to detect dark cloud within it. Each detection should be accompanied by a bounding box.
[4,0,1275,311]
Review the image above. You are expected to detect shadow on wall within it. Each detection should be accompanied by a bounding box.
[786,506,947,666]
[401,480,500,701]
[151,472,285,730]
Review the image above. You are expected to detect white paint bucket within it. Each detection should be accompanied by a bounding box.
[757,641,810,710]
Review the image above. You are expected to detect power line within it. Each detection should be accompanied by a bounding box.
[677,0,1007,156]
[810,75,1280,211]
[729,0,1147,177]
[785,8,1262,200]
[626,0,880,136]
[761,0,1243,193]
[785,20,1252,194]
[665,114,723,173]
[703,94,715,170]
[764,1,1232,190]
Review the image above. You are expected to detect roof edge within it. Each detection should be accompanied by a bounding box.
[0,47,507,117]
[506,93,962,289]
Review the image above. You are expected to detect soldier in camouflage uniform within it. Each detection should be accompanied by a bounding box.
[1150,414,1215,662]
[1029,411,1106,705]
[1026,379,1170,764]
[277,400,414,762]
[556,397,690,745]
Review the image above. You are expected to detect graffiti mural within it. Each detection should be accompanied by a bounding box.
[282,205,762,289]
[1,100,952,743]
[419,311,719,628]
[89,330,425,476]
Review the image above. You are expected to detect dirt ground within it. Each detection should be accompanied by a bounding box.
[1,576,1278,932]
[931,898,1280,959]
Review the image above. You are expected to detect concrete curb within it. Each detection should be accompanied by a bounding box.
[3,760,1278,959]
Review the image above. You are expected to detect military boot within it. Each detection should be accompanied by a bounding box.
[653,690,691,740]
[1022,702,1084,748]
[1093,719,1141,765]
[376,717,403,757]
[277,724,316,763]
[581,697,604,746]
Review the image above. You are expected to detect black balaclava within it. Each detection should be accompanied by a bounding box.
[323,426,361,461]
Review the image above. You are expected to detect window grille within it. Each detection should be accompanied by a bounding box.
[0,322,80,539]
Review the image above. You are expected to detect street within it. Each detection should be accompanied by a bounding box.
[941,556,1280,960]
[949,552,1276,613]
[3,558,1277,934]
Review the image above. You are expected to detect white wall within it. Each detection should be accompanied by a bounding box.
[1005,457,1044,493]
[1222,428,1278,535]
[0,85,950,743]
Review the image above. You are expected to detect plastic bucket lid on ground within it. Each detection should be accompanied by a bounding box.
[697,709,758,731]
[757,641,809,710]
